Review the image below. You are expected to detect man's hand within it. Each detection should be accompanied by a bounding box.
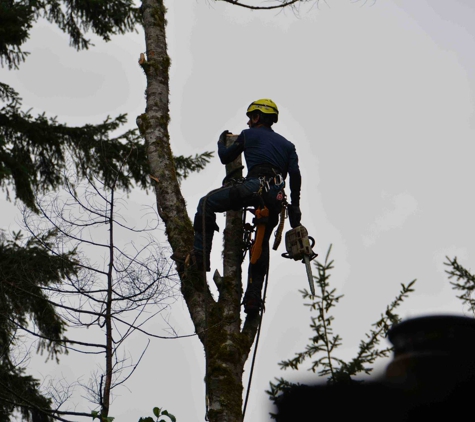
[288,204,302,228]
[218,130,231,145]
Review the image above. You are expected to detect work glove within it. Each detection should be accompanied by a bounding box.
[288,204,302,228]
[218,130,231,145]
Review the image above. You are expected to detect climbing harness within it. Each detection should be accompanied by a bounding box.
[282,226,318,295]
[241,173,284,264]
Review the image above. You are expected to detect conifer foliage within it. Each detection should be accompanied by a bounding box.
[1,85,149,212]
[0,1,211,420]
[0,0,212,212]
[0,230,77,421]
[268,246,416,412]
[0,81,212,210]
[0,0,141,70]
[0,3,146,418]
[0,0,147,210]
[446,256,475,313]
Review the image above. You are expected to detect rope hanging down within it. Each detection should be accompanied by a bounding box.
[242,263,270,421]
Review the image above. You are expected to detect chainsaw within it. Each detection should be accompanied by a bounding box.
[281,226,318,295]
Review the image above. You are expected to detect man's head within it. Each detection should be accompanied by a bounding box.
[246,99,279,128]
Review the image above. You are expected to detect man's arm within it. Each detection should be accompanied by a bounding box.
[288,147,302,228]
[218,131,245,164]
[289,172,301,206]
[288,146,301,206]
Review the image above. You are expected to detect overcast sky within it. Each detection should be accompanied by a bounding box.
[3,0,475,421]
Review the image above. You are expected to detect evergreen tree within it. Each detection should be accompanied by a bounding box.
[267,246,416,403]
[0,230,77,421]
[0,0,145,210]
[0,1,210,420]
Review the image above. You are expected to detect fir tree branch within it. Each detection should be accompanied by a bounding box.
[269,245,416,407]
[445,256,475,313]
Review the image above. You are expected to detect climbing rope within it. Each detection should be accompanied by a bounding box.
[242,262,270,421]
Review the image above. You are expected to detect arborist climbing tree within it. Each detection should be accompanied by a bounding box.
[187,99,303,314]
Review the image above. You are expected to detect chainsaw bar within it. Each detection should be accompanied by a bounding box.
[303,255,315,296]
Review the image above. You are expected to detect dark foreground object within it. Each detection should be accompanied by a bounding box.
[274,315,475,421]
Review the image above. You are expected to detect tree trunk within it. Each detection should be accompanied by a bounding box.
[138,3,260,421]
[102,187,115,418]
[204,136,261,422]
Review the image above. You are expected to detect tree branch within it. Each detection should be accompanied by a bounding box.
[216,0,301,10]
[8,318,106,349]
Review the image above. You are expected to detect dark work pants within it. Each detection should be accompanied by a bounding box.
[194,177,284,299]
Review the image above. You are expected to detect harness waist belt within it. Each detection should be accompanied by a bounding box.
[247,164,282,178]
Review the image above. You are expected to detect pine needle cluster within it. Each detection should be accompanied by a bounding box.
[445,256,475,314]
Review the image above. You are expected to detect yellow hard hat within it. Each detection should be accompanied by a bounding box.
[246,99,279,123]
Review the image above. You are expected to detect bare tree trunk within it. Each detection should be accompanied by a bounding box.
[138,3,260,421]
[102,187,115,419]
[137,0,210,347]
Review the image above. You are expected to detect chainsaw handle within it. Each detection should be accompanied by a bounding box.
[308,236,315,248]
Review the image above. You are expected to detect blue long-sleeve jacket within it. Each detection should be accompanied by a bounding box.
[218,126,302,206]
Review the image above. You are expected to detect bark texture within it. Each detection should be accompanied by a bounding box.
[205,137,261,422]
[138,3,260,421]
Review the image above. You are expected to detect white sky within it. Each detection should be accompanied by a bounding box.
[3,0,475,421]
